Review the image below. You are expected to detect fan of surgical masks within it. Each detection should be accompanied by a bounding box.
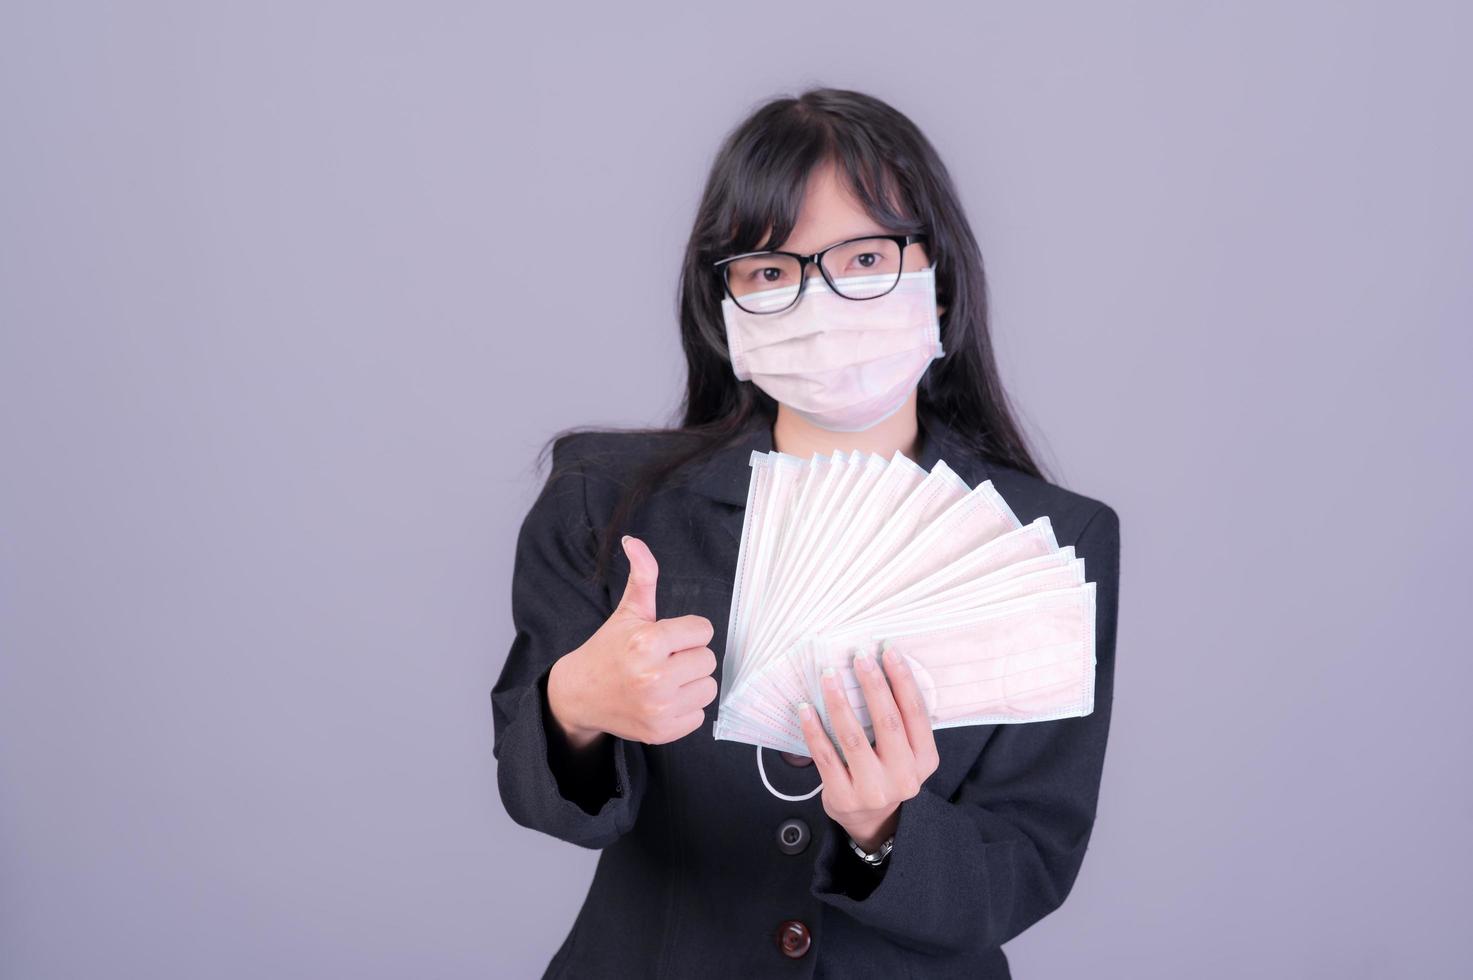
[713,447,1098,800]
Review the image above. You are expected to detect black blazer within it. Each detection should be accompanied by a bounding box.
[491,413,1122,979]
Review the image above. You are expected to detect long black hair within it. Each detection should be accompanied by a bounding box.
[538,86,1044,585]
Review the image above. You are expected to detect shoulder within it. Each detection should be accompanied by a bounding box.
[542,427,695,520]
[981,459,1119,548]
[547,427,683,479]
[520,428,683,547]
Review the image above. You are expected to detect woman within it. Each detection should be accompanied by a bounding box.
[491,87,1121,979]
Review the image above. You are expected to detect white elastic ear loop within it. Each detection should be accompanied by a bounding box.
[757,745,823,801]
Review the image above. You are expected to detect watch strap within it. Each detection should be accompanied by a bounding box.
[847,833,895,867]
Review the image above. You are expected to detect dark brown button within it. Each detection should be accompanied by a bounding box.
[776,919,811,958]
[779,750,813,768]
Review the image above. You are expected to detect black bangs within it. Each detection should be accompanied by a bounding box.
[704,103,827,257]
[701,98,923,259]
[824,118,927,234]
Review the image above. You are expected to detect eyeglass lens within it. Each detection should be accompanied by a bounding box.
[724,237,908,313]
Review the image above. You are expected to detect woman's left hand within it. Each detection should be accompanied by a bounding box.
[797,644,940,852]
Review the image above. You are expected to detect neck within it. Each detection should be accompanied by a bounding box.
[770,389,923,463]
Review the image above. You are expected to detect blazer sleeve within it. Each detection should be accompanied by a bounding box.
[490,434,648,850]
[809,503,1122,955]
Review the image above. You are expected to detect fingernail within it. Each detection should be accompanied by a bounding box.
[620,535,631,553]
[821,666,837,686]
[883,644,901,666]
[797,701,812,720]
[854,651,875,672]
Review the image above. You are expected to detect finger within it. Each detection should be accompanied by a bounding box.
[881,641,939,764]
[797,700,851,794]
[616,535,658,622]
[673,674,718,713]
[665,709,705,743]
[820,664,884,787]
[645,613,715,656]
[666,645,718,686]
[852,648,913,768]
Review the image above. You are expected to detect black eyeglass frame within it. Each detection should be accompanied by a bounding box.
[712,233,929,314]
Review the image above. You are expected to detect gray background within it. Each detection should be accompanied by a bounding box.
[2,2,1470,977]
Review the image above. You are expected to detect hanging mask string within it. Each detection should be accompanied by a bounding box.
[756,744,823,801]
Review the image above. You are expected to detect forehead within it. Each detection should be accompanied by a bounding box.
[758,160,890,254]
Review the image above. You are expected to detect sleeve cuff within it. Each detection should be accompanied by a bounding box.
[809,787,988,954]
[495,661,645,849]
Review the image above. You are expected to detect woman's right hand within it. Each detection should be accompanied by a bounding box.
[546,534,718,750]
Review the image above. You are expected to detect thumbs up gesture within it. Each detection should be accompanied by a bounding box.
[546,535,719,749]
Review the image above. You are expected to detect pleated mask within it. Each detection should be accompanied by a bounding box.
[721,267,945,433]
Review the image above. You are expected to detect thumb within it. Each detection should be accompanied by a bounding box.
[615,534,658,623]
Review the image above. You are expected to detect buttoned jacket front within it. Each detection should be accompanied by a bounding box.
[491,413,1122,979]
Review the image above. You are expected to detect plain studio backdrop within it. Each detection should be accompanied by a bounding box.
[2,2,1470,977]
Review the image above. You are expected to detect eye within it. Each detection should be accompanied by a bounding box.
[853,252,882,269]
[739,264,796,286]
[725,254,800,293]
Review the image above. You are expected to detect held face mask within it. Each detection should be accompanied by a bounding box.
[714,449,1099,802]
[721,267,945,432]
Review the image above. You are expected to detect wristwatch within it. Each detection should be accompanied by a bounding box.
[847,833,895,868]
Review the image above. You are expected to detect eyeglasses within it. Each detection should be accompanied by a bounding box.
[712,233,929,315]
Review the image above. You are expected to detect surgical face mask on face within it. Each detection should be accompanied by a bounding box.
[721,266,945,432]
